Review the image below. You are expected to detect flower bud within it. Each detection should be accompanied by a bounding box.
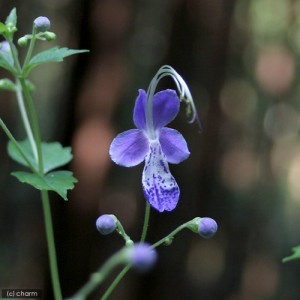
[33,16,51,32]
[43,31,56,42]
[0,79,16,91]
[198,217,218,239]
[18,36,28,47]
[128,243,157,273]
[96,214,116,235]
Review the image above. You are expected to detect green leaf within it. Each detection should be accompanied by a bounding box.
[25,47,89,75]
[5,8,17,36]
[5,8,17,26]
[282,246,300,263]
[0,22,7,34]
[0,51,16,74]
[11,170,77,200]
[8,140,73,173]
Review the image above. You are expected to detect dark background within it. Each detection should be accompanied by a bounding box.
[1,0,300,299]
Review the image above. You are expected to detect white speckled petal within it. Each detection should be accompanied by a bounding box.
[142,141,180,212]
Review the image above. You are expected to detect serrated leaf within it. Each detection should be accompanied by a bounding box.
[8,139,73,173]
[282,246,300,263]
[0,51,16,74]
[25,47,89,75]
[11,170,77,200]
[5,8,17,26]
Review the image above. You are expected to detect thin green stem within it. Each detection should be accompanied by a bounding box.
[0,118,37,173]
[41,190,63,300]
[94,203,151,300]
[15,80,38,161]
[116,220,133,246]
[22,26,37,70]
[6,37,22,73]
[18,77,43,173]
[11,32,60,300]
[72,248,127,300]
[152,222,189,248]
[140,202,151,242]
[100,264,131,300]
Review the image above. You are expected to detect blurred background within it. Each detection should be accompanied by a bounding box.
[1,0,300,299]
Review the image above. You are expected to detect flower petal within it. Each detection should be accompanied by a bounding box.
[142,141,180,212]
[153,89,180,130]
[109,129,149,167]
[159,127,190,164]
[133,89,147,130]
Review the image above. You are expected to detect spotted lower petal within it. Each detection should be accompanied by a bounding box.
[142,141,180,212]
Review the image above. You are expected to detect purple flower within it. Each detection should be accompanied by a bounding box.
[129,243,157,273]
[96,214,116,235]
[109,89,190,212]
[198,217,218,239]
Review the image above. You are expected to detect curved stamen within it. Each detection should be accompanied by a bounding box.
[145,65,201,139]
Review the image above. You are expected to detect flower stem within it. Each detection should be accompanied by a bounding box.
[152,221,190,248]
[72,248,127,300]
[100,264,131,300]
[41,190,63,300]
[116,220,133,246]
[22,26,37,71]
[96,202,151,300]
[15,79,38,161]
[0,118,37,173]
[7,35,61,299]
[140,202,151,242]
[18,77,43,173]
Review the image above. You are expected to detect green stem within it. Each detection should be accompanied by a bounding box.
[100,264,131,300]
[15,80,38,161]
[6,37,22,73]
[8,33,60,299]
[140,202,151,242]
[72,248,127,300]
[152,222,189,248]
[41,190,63,300]
[0,118,37,173]
[5,33,39,165]
[22,26,37,70]
[18,77,43,173]
[80,203,151,300]
[116,220,133,246]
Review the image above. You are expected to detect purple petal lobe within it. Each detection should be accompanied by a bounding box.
[109,129,149,167]
[153,89,180,130]
[159,127,190,164]
[133,89,147,130]
[142,141,180,212]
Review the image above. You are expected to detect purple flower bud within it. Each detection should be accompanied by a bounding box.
[96,214,116,235]
[33,16,51,32]
[129,243,157,273]
[198,217,218,239]
[0,41,10,53]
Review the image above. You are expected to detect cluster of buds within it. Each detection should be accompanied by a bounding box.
[18,16,56,47]
[96,214,218,273]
